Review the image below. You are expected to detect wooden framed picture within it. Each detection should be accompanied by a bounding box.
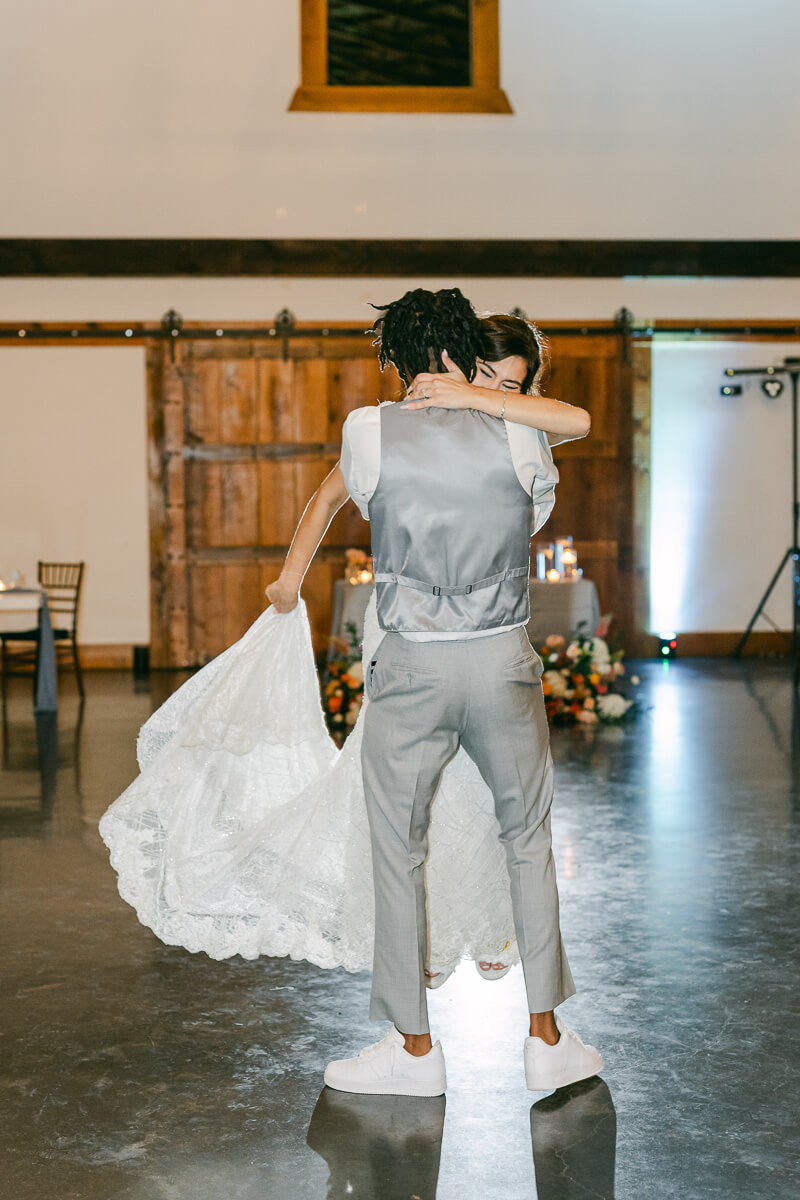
[289,0,512,113]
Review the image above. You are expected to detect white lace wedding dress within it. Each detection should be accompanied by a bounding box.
[99,590,520,974]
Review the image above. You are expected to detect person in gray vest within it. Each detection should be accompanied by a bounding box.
[270,290,603,1096]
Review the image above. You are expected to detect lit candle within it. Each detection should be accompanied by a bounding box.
[546,568,561,583]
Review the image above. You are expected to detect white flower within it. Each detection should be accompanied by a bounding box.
[590,637,611,668]
[566,641,581,660]
[631,675,640,685]
[596,693,632,720]
[591,648,611,675]
[543,669,568,697]
[347,660,364,683]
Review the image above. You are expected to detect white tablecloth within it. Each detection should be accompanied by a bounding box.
[330,578,601,649]
[527,578,601,644]
[0,587,58,711]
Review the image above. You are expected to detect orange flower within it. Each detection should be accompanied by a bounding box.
[328,696,343,713]
[589,672,600,686]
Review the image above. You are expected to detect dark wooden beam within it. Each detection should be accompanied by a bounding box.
[3,239,800,277]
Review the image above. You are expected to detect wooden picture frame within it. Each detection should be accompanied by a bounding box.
[289,0,512,113]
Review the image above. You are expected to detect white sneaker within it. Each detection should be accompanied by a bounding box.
[324,1026,447,1097]
[524,1016,604,1091]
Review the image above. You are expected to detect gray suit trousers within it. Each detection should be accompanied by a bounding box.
[360,625,576,1035]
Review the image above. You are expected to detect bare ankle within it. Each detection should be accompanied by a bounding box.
[529,1010,559,1045]
[400,1031,433,1057]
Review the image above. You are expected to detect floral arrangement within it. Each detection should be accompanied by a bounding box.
[536,621,640,726]
[322,620,364,744]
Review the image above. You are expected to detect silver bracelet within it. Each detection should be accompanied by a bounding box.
[500,387,507,419]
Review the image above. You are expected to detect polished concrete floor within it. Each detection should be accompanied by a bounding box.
[1,657,799,1199]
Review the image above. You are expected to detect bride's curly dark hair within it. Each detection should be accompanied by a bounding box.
[370,287,483,386]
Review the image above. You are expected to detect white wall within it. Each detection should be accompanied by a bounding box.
[0,0,797,239]
[650,341,797,634]
[3,277,800,326]
[0,348,150,644]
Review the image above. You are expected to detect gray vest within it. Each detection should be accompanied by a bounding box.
[368,402,534,633]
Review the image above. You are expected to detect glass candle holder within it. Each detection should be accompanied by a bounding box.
[553,537,574,576]
[561,544,579,578]
[535,543,555,581]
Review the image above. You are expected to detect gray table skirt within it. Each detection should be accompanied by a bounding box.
[34,595,58,712]
[329,578,601,650]
[0,589,58,712]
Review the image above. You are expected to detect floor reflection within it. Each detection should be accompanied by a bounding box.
[0,694,85,826]
[531,1078,616,1199]
[0,659,798,1199]
[307,1088,445,1199]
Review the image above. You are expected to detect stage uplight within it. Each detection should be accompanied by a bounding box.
[659,633,678,659]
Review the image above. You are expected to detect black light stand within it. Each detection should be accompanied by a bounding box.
[728,358,800,685]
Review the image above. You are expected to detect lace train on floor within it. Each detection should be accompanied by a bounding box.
[99,593,519,973]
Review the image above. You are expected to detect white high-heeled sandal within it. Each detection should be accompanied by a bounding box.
[424,964,455,990]
[475,958,512,981]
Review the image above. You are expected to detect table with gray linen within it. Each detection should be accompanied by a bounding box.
[329,578,601,649]
[0,587,58,712]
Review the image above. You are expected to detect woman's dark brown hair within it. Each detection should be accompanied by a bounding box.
[478,313,550,395]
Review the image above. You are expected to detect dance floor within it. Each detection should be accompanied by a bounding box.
[0,656,798,1199]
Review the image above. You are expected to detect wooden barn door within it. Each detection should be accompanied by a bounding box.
[146,323,637,668]
[543,331,637,645]
[146,330,397,668]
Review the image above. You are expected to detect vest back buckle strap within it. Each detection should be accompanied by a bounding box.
[374,566,529,597]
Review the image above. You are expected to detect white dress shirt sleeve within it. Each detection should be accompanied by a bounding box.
[339,405,382,521]
[504,420,560,536]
